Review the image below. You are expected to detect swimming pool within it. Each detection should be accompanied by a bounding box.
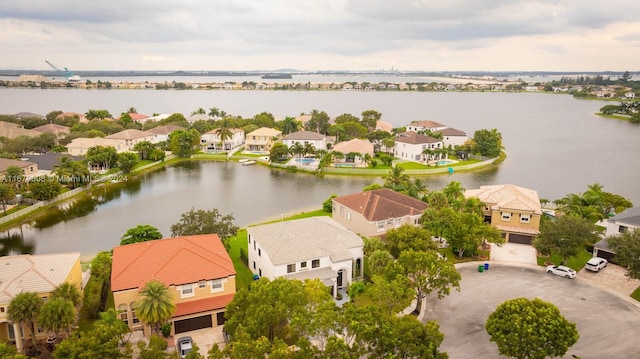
[437,159,458,165]
[296,158,316,165]
[334,163,355,168]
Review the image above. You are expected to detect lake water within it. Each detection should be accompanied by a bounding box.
[0,88,638,259]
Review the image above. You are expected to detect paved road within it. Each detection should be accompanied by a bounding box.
[423,263,640,359]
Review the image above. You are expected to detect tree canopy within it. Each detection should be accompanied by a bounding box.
[170,207,239,246]
[120,224,163,245]
[607,229,640,280]
[533,214,600,263]
[486,297,579,359]
[136,279,176,334]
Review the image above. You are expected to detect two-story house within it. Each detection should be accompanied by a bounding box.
[245,127,282,153]
[593,207,640,262]
[406,120,447,133]
[105,129,156,152]
[247,217,364,298]
[0,158,38,179]
[464,184,542,245]
[111,235,236,337]
[393,131,444,163]
[434,127,469,148]
[332,188,428,237]
[146,125,185,144]
[1,252,83,352]
[282,130,327,151]
[201,128,246,151]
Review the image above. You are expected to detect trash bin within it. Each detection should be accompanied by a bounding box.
[478,265,484,273]
[484,263,489,271]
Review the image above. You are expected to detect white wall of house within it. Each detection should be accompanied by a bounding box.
[282,138,327,151]
[201,131,245,151]
[441,135,469,148]
[393,141,443,162]
[332,202,422,237]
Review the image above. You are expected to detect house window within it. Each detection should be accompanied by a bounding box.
[131,302,140,324]
[301,261,307,269]
[118,304,128,324]
[259,269,262,277]
[253,261,256,269]
[377,221,385,232]
[619,226,628,233]
[395,218,402,227]
[387,219,393,226]
[258,248,261,257]
[210,279,223,292]
[287,264,296,273]
[501,212,511,221]
[347,212,351,221]
[181,284,194,298]
[198,280,206,288]
[520,214,531,223]
[0,306,4,313]
[340,206,344,217]
[254,240,256,250]
[312,259,320,268]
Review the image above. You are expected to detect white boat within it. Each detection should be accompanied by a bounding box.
[242,160,257,166]
[238,159,250,163]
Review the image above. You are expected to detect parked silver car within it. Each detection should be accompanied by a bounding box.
[177,336,193,358]
[584,257,608,272]
[546,265,577,279]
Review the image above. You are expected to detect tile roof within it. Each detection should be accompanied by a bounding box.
[31,123,71,135]
[465,184,542,214]
[0,253,81,303]
[246,127,282,137]
[435,127,467,136]
[0,121,40,139]
[146,125,185,135]
[333,188,428,222]
[0,158,36,173]
[395,131,441,145]
[375,120,393,132]
[67,137,122,148]
[409,120,446,128]
[247,217,363,265]
[283,130,325,141]
[105,129,154,140]
[332,138,374,155]
[111,235,235,292]
[174,293,234,317]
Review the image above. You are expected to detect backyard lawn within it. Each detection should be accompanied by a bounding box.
[536,250,592,271]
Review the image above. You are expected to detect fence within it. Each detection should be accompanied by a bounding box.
[0,186,86,226]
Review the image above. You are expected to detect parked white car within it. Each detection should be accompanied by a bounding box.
[584,257,608,272]
[177,337,193,358]
[432,236,449,249]
[546,265,577,279]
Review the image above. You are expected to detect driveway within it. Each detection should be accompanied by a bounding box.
[489,243,537,265]
[423,263,640,359]
[173,327,226,357]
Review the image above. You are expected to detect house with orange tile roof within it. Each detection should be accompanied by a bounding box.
[464,184,542,245]
[247,217,363,298]
[331,188,428,237]
[111,234,236,337]
[0,252,83,352]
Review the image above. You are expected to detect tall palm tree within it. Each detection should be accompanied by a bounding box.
[281,117,300,135]
[384,165,410,189]
[0,183,15,214]
[302,143,316,158]
[443,181,465,205]
[215,127,234,151]
[289,142,305,159]
[8,292,44,345]
[52,282,82,308]
[136,280,176,334]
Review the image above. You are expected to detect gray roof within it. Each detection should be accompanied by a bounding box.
[283,130,325,141]
[248,217,363,265]
[594,238,613,253]
[23,153,83,171]
[608,207,640,227]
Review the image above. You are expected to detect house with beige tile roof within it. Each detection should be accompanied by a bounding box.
[464,184,542,245]
[31,123,71,139]
[0,158,38,178]
[0,121,40,139]
[66,137,125,155]
[0,252,83,351]
[55,112,87,123]
[201,128,245,151]
[332,188,428,237]
[375,120,393,133]
[111,235,236,337]
[282,130,327,151]
[434,127,469,148]
[245,127,282,153]
[247,217,363,298]
[394,131,444,163]
[406,120,447,133]
[105,129,155,151]
[146,125,185,144]
[332,138,374,166]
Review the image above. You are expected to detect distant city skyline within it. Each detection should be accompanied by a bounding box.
[1,1,639,72]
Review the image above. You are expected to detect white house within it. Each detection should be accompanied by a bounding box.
[66,137,125,155]
[282,130,327,151]
[105,129,156,151]
[435,127,469,148]
[146,125,185,144]
[247,217,364,298]
[393,131,444,163]
[201,128,245,151]
[604,207,640,237]
[406,120,447,133]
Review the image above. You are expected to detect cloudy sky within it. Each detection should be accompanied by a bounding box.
[1,0,639,72]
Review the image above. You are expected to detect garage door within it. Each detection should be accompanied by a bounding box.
[594,249,617,264]
[174,315,212,334]
[508,234,533,245]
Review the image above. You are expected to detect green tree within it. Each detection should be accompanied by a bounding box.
[384,225,437,259]
[28,176,62,201]
[215,126,234,151]
[3,165,24,192]
[137,334,170,359]
[304,109,330,134]
[7,292,44,345]
[472,128,502,157]
[279,116,300,135]
[85,109,112,120]
[383,166,410,192]
[117,152,139,174]
[169,207,239,245]
[322,194,337,212]
[37,298,76,338]
[486,297,579,359]
[533,215,600,263]
[169,129,200,158]
[0,341,27,358]
[136,280,176,335]
[0,183,15,214]
[120,224,163,245]
[269,142,288,161]
[133,141,154,161]
[86,145,119,170]
[365,315,446,359]
[52,282,82,308]
[607,229,640,280]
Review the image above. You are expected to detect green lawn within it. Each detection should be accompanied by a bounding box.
[227,229,254,290]
[536,250,592,272]
[631,286,640,302]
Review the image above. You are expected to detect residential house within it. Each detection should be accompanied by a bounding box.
[245,127,282,153]
[21,154,81,175]
[375,120,393,133]
[332,138,374,166]
[10,112,44,120]
[464,184,542,245]
[247,217,364,298]
[186,114,214,124]
[406,120,447,133]
[55,112,87,123]
[66,137,124,155]
[393,131,444,163]
[146,125,185,144]
[593,207,640,263]
[105,129,156,152]
[111,235,236,337]
[0,252,83,352]
[282,130,327,151]
[0,121,40,139]
[124,113,150,124]
[332,188,428,237]
[0,158,38,178]
[434,127,469,148]
[201,128,245,151]
[31,123,71,140]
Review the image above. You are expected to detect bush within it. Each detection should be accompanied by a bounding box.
[160,323,172,338]
[322,194,337,212]
[239,248,248,266]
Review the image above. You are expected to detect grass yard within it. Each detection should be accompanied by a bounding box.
[227,229,254,290]
[536,250,592,271]
[631,286,640,302]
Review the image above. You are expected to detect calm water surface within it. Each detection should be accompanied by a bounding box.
[0,89,638,258]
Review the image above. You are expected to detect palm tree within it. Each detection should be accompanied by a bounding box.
[302,143,316,158]
[208,107,220,118]
[0,183,15,214]
[52,282,82,308]
[215,127,234,151]
[384,165,410,190]
[37,298,75,340]
[136,280,176,334]
[281,117,300,135]
[8,292,43,345]
[289,142,305,160]
[443,181,465,205]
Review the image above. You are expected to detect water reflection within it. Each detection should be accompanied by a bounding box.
[0,225,34,256]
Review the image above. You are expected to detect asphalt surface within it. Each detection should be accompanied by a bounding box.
[423,263,640,359]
